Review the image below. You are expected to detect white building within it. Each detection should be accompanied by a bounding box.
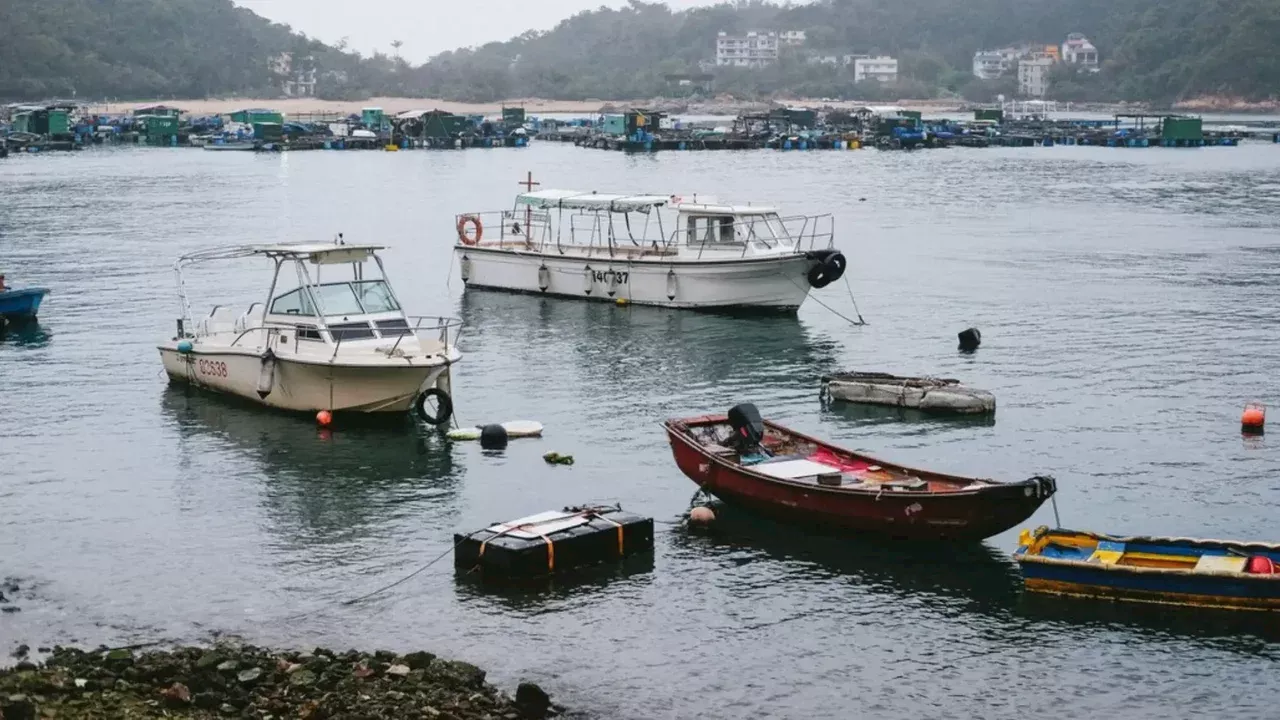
[716,31,780,68]
[271,52,317,97]
[1061,33,1099,70]
[779,30,807,46]
[1018,57,1054,97]
[853,56,898,83]
[972,51,1008,80]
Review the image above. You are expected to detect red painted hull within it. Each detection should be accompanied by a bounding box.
[664,416,1055,542]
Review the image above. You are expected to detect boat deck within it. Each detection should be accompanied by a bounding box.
[693,424,983,493]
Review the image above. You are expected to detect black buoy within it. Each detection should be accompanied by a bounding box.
[479,423,508,450]
[958,327,981,352]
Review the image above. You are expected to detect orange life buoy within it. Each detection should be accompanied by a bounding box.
[457,215,482,246]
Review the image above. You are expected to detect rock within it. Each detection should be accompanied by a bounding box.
[103,648,133,665]
[160,681,192,706]
[0,694,37,720]
[10,645,30,659]
[236,667,262,684]
[352,664,375,679]
[445,661,486,688]
[385,664,410,677]
[515,683,551,719]
[288,669,318,687]
[35,648,50,654]
[220,702,238,715]
[193,692,222,709]
[196,652,223,670]
[401,651,435,670]
[216,659,238,674]
[13,661,36,673]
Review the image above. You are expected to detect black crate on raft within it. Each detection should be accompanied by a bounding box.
[454,506,654,578]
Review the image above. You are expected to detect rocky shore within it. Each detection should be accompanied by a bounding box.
[0,642,561,719]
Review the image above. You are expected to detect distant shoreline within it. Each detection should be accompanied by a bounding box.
[78,95,1278,118]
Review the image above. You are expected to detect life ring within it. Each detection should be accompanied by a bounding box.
[807,251,847,289]
[415,387,454,426]
[456,215,482,246]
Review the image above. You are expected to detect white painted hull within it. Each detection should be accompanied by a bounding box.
[454,247,817,310]
[158,346,446,413]
[202,142,255,151]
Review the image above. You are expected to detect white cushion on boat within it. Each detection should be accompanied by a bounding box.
[234,303,265,334]
[1193,555,1247,573]
[751,458,841,480]
[205,306,235,336]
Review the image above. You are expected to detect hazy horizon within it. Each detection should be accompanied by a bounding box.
[233,0,726,63]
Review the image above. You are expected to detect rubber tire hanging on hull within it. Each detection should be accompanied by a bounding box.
[416,387,454,426]
[807,251,847,289]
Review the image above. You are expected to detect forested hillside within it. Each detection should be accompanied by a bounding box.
[414,0,1280,103]
[2,0,1277,103]
[0,0,387,100]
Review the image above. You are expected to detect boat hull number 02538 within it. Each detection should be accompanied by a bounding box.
[593,270,628,284]
[198,359,229,377]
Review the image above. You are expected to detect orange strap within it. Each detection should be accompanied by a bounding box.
[592,513,625,557]
[476,508,622,570]
[534,530,555,571]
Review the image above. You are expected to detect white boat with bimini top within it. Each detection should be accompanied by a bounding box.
[158,240,462,423]
[453,177,848,311]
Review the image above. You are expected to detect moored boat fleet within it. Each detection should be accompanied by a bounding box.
[8,171,1274,616]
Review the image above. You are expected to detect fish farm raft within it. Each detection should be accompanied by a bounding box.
[3,100,1275,156]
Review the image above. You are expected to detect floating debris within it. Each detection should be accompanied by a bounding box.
[822,372,996,415]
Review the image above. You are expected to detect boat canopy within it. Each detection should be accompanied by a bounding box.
[178,243,386,267]
[515,189,671,213]
[672,201,779,215]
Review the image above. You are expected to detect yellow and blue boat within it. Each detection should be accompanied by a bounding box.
[1013,526,1280,611]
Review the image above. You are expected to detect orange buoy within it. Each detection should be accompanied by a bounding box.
[688,506,715,525]
[316,410,333,427]
[1242,402,1265,434]
[1247,555,1276,574]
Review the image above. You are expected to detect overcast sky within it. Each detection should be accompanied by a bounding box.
[234,1,723,62]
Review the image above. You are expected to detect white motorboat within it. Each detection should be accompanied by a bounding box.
[158,241,462,422]
[453,179,848,311]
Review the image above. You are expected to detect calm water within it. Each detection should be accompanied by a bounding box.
[3,142,1280,719]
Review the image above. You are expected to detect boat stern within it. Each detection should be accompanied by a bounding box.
[0,288,49,320]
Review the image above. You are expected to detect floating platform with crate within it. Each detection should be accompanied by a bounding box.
[454,506,654,578]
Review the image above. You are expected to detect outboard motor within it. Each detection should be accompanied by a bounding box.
[727,403,765,453]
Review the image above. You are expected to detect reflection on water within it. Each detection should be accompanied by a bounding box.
[160,386,462,550]
[0,320,52,347]
[1016,593,1280,654]
[673,503,1021,611]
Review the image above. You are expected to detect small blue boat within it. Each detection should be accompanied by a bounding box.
[0,287,49,321]
[1014,526,1280,611]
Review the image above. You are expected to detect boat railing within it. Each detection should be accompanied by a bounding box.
[384,315,464,357]
[675,212,836,259]
[455,211,553,248]
[326,315,464,361]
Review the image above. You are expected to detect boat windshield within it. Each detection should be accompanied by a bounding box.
[269,280,400,316]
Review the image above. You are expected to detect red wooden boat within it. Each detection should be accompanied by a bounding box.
[664,404,1057,542]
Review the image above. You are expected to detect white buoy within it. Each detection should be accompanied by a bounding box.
[447,420,543,441]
